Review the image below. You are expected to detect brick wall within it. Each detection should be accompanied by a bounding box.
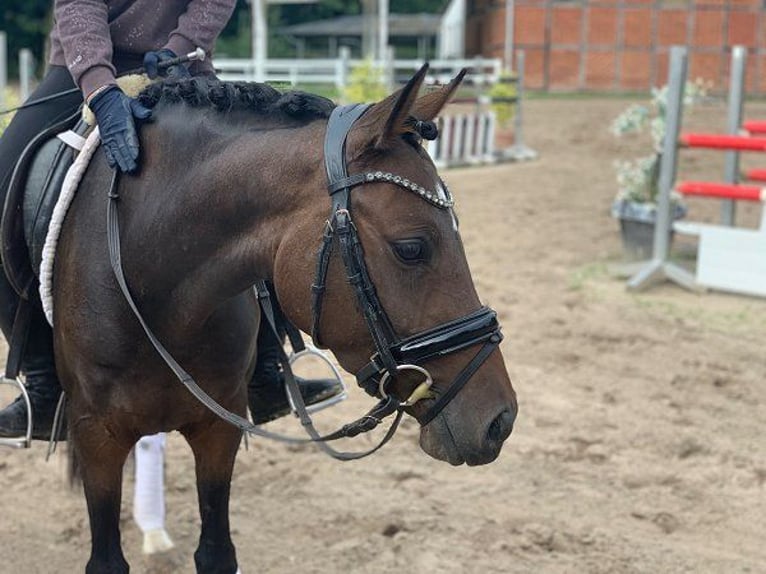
[466,0,766,94]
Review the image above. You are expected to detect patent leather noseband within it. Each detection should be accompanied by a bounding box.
[311,104,503,425]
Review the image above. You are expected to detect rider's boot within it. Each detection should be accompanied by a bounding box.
[248,312,343,425]
[0,307,65,441]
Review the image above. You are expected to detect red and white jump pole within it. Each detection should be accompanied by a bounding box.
[679,133,766,152]
[744,168,766,182]
[743,120,766,135]
[676,181,766,202]
[677,45,747,226]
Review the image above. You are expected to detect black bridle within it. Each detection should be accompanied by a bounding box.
[311,104,503,426]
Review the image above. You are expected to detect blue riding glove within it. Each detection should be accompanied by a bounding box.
[143,48,191,80]
[89,86,153,173]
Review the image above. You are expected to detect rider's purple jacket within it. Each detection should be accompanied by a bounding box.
[49,0,236,98]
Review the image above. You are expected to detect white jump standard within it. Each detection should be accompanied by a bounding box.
[627,45,766,298]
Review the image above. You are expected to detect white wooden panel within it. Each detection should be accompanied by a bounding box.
[697,226,766,297]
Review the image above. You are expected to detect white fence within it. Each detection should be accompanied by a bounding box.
[427,111,497,168]
[213,55,502,88]
[428,49,537,168]
[214,51,505,169]
[215,57,350,87]
[0,32,37,105]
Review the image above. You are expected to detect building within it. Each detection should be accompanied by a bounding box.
[279,13,443,59]
[465,0,766,93]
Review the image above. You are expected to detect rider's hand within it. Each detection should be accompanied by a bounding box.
[89,86,153,173]
[143,49,191,80]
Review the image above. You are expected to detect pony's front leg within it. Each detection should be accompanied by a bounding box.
[71,417,133,574]
[183,418,242,574]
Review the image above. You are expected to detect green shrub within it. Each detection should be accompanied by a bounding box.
[341,59,388,104]
[488,72,517,127]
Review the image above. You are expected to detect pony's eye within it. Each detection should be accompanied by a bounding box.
[392,238,431,264]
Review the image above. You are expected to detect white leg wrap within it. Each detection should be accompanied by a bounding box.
[142,527,175,555]
[133,433,174,554]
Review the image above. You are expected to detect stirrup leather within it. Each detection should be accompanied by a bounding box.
[275,292,348,417]
[46,392,67,460]
[0,377,32,448]
[1,297,33,449]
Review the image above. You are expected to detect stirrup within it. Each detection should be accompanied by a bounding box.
[287,343,347,415]
[0,376,33,449]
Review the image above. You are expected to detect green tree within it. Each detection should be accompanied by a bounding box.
[271,0,445,58]
[390,0,447,14]
[0,0,450,76]
[276,0,445,26]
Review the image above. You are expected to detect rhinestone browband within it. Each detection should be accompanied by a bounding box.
[363,171,454,209]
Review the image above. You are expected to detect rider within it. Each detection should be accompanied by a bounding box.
[0,0,343,440]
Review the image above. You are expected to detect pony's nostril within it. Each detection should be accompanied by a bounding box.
[487,409,516,444]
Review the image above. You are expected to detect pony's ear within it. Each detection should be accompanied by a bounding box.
[411,68,467,121]
[357,63,430,148]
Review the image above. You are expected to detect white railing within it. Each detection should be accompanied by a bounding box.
[214,51,534,170]
[392,58,500,86]
[215,58,349,87]
[427,111,497,168]
[213,56,502,88]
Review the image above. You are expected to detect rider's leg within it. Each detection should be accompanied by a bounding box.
[0,301,62,439]
[0,67,82,191]
[248,281,344,424]
[0,66,82,440]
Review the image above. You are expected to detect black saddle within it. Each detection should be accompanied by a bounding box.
[0,111,88,299]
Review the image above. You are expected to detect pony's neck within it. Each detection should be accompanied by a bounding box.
[127,116,326,329]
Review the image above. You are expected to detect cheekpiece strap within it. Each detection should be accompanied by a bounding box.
[324,103,371,210]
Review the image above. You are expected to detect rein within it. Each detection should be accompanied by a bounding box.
[106,172,402,461]
[103,102,503,460]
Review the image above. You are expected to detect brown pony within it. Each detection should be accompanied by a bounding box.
[52,66,517,573]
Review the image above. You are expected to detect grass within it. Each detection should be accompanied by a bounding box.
[0,88,20,135]
[628,285,766,336]
[569,256,766,336]
[568,262,610,291]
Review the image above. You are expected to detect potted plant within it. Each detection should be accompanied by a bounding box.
[610,80,708,259]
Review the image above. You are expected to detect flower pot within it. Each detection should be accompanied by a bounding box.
[618,217,660,260]
[611,199,687,261]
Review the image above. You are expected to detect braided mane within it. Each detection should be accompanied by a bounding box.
[137,77,336,124]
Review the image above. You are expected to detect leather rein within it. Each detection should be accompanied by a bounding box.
[104,103,502,460]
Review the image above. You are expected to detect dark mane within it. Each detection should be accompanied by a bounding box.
[137,77,336,124]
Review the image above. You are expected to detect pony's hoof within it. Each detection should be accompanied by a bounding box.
[142,528,174,554]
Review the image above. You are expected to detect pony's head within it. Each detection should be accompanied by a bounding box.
[275,66,517,466]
